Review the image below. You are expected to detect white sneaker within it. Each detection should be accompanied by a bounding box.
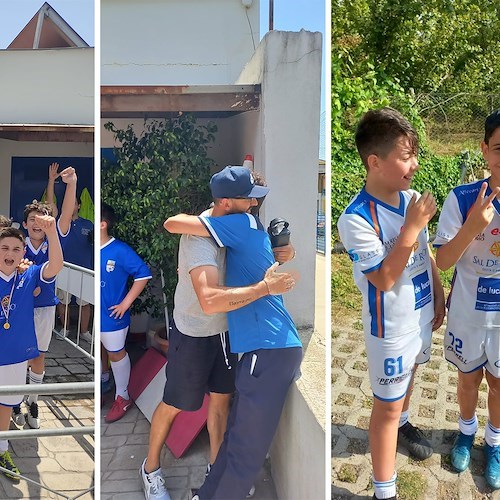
[140,458,171,499]
[80,331,93,343]
[12,405,25,427]
[56,328,69,340]
[26,402,40,429]
[247,484,256,498]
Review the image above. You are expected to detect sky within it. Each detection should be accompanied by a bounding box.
[0,0,94,49]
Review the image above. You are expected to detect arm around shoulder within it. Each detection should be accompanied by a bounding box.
[164,214,209,236]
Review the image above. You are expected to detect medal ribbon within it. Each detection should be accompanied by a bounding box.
[1,270,17,330]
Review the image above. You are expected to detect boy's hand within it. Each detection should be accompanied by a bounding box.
[432,290,446,331]
[108,302,130,320]
[60,166,77,185]
[48,163,60,181]
[263,262,297,295]
[464,182,500,236]
[17,258,33,274]
[34,214,56,233]
[405,191,437,234]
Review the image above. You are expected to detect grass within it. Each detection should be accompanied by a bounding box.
[397,470,427,500]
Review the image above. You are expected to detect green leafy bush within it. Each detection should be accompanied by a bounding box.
[101,114,217,316]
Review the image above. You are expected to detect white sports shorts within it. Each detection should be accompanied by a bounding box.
[365,322,432,401]
[101,327,129,353]
[0,361,28,406]
[445,316,500,378]
[34,305,56,352]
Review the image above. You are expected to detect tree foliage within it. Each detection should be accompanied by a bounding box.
[332,0,500,94]
[101,114,217,316]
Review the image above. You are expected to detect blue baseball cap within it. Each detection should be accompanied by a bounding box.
[210,166,270,199]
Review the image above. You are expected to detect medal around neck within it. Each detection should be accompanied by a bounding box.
[1,271,17,331]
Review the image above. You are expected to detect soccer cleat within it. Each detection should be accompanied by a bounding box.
[105,395,132,423]
[450,432,475,472]
[0,451,20,482]
[27,402,40,429]
[398,421,433,460]
[484,443,500,490]
[12,405,25,427]
[140,459,171,499]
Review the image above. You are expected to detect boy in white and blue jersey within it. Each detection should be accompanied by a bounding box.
[0,217,63,481]
[100,203,152,423]
[337,108,445,500]
[434,110,500,489]
[14,166,76,429]
[165,166,302,500]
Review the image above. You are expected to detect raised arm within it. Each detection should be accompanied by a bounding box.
[366,192,437,291]
[37,215,63,280]
[46,163,59,218]
[58,167,78,235]
[190,262,296,315]
[164,214,209,236]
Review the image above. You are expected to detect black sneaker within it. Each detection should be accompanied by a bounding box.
[398,421,433,460]
[27,401,40,429]
[12,405,25,427]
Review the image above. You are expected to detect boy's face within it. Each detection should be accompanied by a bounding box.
[481,127,500,179]
[0,237,25,274]
[23,210,47,242]
[370,136,419,192]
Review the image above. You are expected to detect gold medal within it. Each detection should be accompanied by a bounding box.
[3,322,9,330]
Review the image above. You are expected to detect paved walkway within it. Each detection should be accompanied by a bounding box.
[0,334,94,499]
[332,318,500,500]
[101,342,278,500]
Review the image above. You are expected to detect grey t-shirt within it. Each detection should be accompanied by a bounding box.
[173,232,227,337]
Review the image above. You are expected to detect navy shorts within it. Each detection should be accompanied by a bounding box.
[163,321,237,411]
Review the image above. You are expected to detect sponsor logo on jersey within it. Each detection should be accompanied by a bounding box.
[490,241,500,257]
[491,228,500,236]
[495,360,500,368]
[106,260,116,272]
[445,345,468,364]
[377,370,412,386]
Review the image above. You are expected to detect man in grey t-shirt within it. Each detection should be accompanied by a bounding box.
[140,201,296,500]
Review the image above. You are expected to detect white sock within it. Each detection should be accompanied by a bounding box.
[111,354,130,400]
[485,421,500,447]
[27,368,45,405]
[399,410,409,428]
[373,471,397,499]
[101,371,110,383]
[458,414,478,436]
[0,440,8,453]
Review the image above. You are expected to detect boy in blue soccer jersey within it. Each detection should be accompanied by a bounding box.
[12,166,77,430]
[100,203,152,423]
[434,110,500,489]
[0,216,63,481]
[45,163,94,342]
[337,108,445,500]
[165,166,302,500]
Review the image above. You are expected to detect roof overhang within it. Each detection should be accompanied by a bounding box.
[101,84,261,119]
[0,124,94,143]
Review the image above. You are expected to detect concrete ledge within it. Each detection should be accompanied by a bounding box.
[270,327,326,500]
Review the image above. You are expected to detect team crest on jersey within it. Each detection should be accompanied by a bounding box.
[1,295,10,309]
[412,241,419,252]
[106,260,116,272]
[490,241,500,257]
[41,241,49,253]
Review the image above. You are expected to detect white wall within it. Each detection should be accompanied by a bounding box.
[0,48,94,125]
[0,139,93,215]
[101,0,259,85]
[238,30,322,328]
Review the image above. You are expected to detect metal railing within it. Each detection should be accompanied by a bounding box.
[0,383,94,499]
[55,262,95,360]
